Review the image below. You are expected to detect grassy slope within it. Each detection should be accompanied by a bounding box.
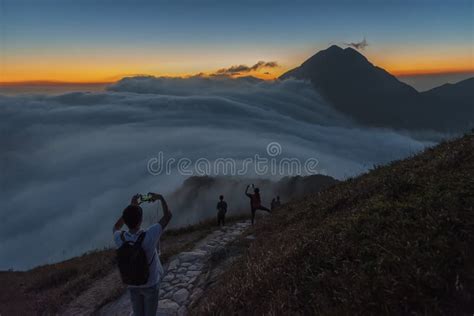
[197,135,474,315]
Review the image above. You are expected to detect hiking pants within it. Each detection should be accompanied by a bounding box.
[129,283,160,316]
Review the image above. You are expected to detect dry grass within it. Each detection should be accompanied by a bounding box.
[196,134,474,315]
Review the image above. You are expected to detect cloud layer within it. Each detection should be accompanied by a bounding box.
[0,76,434,269]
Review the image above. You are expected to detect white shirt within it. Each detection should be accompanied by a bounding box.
[114,223,164,288]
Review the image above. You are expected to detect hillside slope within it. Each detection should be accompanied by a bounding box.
[197,134,474,314]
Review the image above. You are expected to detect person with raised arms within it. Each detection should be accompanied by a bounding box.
[112,193,172,316]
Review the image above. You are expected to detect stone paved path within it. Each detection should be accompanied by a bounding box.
[99,220,251,316]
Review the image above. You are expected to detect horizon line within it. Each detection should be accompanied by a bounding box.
[0,80,115,86]
[391,69,474,77]
[1,69,473,86]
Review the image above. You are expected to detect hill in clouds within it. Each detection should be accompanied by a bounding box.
[280,45,474,132]
[197,133,474,314]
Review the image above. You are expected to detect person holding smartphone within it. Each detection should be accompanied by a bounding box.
[112,193,172,316]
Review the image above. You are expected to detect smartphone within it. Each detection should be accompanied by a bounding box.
[140,194,153,203]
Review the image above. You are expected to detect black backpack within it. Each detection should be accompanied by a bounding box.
[116,231,154,285]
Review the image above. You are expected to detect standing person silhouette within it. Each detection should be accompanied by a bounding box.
[245,185,271,225]
[216,195,227,226]
[275,196,281,208]
[271,196,281,211]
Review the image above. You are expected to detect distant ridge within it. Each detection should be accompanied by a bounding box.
[280,46,473,131]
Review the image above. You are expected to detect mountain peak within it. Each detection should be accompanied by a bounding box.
[326,44,344,52]
[279,45,473,131]
[279,45,420,128]
[342,46,365,57]
[313,44,364,57]
[282,45,371,77]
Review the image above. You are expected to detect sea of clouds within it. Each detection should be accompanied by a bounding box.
[0,76,436,269]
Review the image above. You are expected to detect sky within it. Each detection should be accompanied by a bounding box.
[0,0,473,84]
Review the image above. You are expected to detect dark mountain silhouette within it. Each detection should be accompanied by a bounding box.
[422,77,473,111]
[280,45,473,131]
[419,77,474,130]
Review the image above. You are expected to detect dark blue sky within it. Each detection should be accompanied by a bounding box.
[1,0,473,83]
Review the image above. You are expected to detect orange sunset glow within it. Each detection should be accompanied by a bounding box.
[1,51,473,84]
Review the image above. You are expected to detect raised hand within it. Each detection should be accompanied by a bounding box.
[148,192,163,202]
[131,194,141,205]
